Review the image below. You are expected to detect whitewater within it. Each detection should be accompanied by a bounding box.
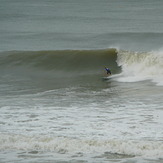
[0,49,163,163]
[0,0,163,163]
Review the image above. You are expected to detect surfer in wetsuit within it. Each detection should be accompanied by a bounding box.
[105,67,111,75]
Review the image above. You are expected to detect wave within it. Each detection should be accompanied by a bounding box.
[0,48,163,85]
[0,49,119,74]
[0,133,163,159]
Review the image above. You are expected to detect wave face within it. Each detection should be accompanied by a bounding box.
[116,50,163,85]
[0,49,120,91]
[0,49,118,74]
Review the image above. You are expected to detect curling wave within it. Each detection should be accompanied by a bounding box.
[1,48,163,85]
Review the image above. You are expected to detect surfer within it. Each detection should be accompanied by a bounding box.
[105,67,111,75]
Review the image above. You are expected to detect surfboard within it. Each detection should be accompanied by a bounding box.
[102,76,111,81]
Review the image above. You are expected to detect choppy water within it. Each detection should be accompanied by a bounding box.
[0,0,163,163]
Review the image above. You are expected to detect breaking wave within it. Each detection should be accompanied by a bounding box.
[0,48,163,85]
[116,50,163,86]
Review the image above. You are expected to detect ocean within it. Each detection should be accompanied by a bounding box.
[0,0,163,163]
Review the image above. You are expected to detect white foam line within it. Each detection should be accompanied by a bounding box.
[0,134,162,159]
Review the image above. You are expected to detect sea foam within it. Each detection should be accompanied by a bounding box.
[116,50,163,85]
[0,133,163,159]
